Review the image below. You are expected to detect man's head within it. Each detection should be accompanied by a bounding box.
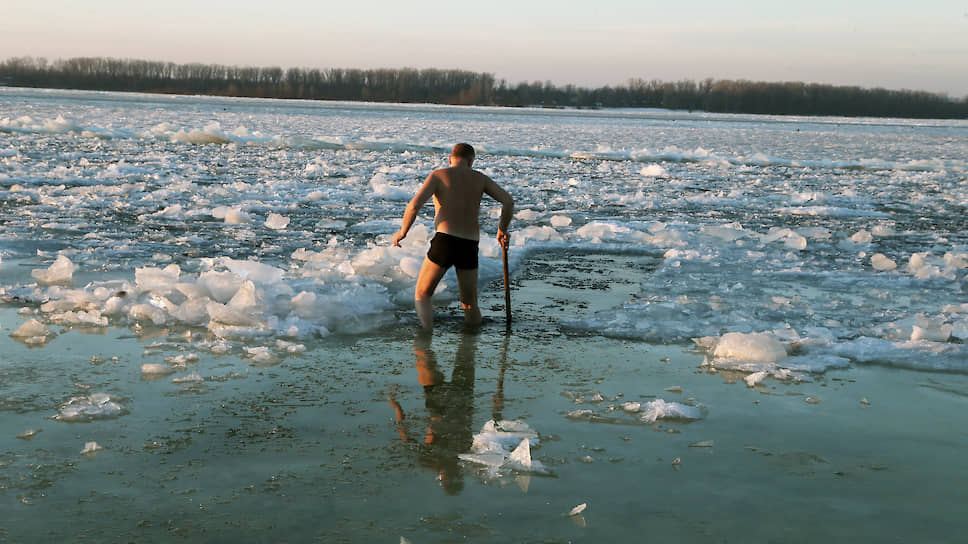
[450,143,475,166]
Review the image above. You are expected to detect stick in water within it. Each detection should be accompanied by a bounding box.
[502,244,512,326]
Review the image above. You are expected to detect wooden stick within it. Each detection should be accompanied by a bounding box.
[502,244,512,326]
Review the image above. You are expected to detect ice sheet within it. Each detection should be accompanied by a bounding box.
[0,88,965,375]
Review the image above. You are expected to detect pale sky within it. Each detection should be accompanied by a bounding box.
[2,0,967,96]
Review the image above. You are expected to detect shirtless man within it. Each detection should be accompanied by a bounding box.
[392,143,514,329]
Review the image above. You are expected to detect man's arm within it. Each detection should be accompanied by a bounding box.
[483,177,514,249]
[393,174,437,247]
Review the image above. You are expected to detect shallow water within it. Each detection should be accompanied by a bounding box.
[1,88,967,542]
[2,262,966,542]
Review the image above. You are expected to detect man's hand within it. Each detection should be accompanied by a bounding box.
[497,229,510,250]
[392,230,406,247]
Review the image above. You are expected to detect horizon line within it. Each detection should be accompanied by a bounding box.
[4,55,965,100]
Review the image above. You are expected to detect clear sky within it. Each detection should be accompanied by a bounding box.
[2,0,967,96]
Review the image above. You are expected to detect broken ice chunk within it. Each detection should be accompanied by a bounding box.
[470,420,539,453]
[712,332,788,363]
[911,316,953,342]
[850,230,873,243]
[223,207,252,224]
[164,353,200,367]
[276,340,306,354]
[744,371,769,387]
[550,215,572,228]
[460,420,547,474]
[639,399,702,424]
[762,227,807,250]
[227,280,263,312]
[871,253,897,271]
[17,429,42,440]
[871,224,894,237]
[141,363,175,375]
[566,409,594,420]
[57,393,124,422]
[397,257,421,278]
[198,270,245,303]
[173,371,203,384]
[11,318,54,339]
[457,452,507,467]
[265,213,290,230]
[31,255,78,285]
[621,402,641,413]
[508,438,533,470]
[206,301,269,330]
[128,304,168,326]
[244,346,276,364]
[135,264,181,293]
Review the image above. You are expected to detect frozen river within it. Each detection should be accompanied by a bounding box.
[1,88,966,542]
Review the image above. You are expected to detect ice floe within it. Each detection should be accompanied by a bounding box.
[141,363,175,376]
[696,326,967,380]
[56,393,124,422]
[566,389,705,426]
[612,399,703,424]
[173,371,204,384]
[458,420,548,475]
[31,255,78,285]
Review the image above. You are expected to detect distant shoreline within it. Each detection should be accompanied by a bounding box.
[2,57,966,120]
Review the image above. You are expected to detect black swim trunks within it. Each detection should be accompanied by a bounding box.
[427,232,479,270]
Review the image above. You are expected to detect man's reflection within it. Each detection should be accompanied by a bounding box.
[388,329,477,495]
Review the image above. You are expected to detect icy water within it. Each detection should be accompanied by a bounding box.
[1,88,967,542]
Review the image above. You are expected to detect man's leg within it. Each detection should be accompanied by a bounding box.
[455,267,482,327]
[414,257,447,330]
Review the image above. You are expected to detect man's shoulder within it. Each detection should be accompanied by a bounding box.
[433,166,490,181]
[467,168,492,182]
[430,166,459,179]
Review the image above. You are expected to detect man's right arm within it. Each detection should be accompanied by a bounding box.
[483,177,514,249]
[393,174,437,247]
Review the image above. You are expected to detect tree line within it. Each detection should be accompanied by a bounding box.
[2,56,966,119]
[0,57,494,105]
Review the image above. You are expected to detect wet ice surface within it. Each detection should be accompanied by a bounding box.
[1,88,967,542]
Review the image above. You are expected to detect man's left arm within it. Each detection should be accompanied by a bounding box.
[483,177,514,249]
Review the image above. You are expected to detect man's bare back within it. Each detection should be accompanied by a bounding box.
[426,166,508,241]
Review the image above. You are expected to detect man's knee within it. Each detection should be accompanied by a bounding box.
[414,279,438,300]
